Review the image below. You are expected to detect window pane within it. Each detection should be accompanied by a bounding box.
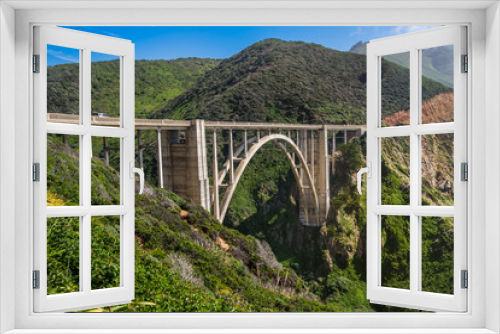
[421,216,454,294]
[381,137,410,205]
[91,52,120,126]
[91,137,120,205]
[47,216,80,295]
[421,133,454,206]
[47,45,80,125]
[421,45,454,124]
[381,52,410,127]
[47,134,80,206]
[381,215,410,290]
[91,216,121,290]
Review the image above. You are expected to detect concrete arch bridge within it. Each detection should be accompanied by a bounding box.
[47,113,366,226]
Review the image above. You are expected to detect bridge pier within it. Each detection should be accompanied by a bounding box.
[158,120,210,211]
[296,128,330,225]
[315,126,330,221]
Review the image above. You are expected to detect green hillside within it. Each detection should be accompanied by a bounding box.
[45,38,455,312]
[151,39,449,124]
[47,57,220,119]
[47,39,450,124]
[47,131,454,312]
[349,41,454,88]
[47,134,373,312]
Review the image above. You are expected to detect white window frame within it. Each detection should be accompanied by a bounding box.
[33,26,136,313]
[1,2,498,333]
[365,26,467,312]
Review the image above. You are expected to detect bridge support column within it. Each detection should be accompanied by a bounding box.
[160,130,176,192]
[137,130,144,170]
[157,129,164,188]
[298,130,316,225]
[315,125,330,222]
[229,130,234,183]
[244,130,248,158]
[103,137,109,166]
[212,130,220,220]
[158,120,210,211]
[331,130,336,175]
[310,131,315,183]
[185,120,210,211]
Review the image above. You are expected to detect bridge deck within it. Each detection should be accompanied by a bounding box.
[47,113,366,132]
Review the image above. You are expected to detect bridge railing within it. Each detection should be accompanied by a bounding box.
[47,113,366,132]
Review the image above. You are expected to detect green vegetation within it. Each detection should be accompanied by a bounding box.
[47,136,347,311]
[350,41,454,88]
[46,38,455,312]
[47,58,220,118]
[152,39,450,124]
[380,58,452,119]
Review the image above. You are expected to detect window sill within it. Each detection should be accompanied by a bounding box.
[4,329,497,334]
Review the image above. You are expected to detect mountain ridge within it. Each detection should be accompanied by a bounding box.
[349,40,454,88]
[152,38,451,124]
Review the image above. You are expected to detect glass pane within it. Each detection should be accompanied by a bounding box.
[421,133,454,206]
[381,52,410,127]
[381,215,410,290]
[47,134,80,206]
[421,45,454,124]
[47,45,80,124]
[91,52,120,126]
[47,216,80,295]
[381,137,410,205]
[91,216,121,290]
[421,216,454,294]
[91,137,120,205]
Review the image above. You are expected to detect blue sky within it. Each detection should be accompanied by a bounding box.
[48,26,436,66]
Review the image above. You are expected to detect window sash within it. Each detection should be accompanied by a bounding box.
[32,26,136,313]
[366,26,467,312]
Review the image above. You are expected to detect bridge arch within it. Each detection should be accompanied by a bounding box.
[216,135,312,225]
[219,134,320,225]
[217,136,257,185]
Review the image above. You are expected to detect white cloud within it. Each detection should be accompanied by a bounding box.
[391,26,438,35]
[101,30,121,38]
[47,49,79,63]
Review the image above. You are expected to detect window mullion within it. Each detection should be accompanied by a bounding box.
[82,47,92,294]
[409,47,421,294]
[82,48,91,209]
[366,49,380,298]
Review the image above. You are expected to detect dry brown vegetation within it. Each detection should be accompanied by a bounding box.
[382,92,454,126]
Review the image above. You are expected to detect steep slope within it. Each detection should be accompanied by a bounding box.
[47,58,220,118]
[47,134,374,312]
[152,38,450,124]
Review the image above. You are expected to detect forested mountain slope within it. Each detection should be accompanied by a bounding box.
[47,57,220,118]
[151,38,450,124]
